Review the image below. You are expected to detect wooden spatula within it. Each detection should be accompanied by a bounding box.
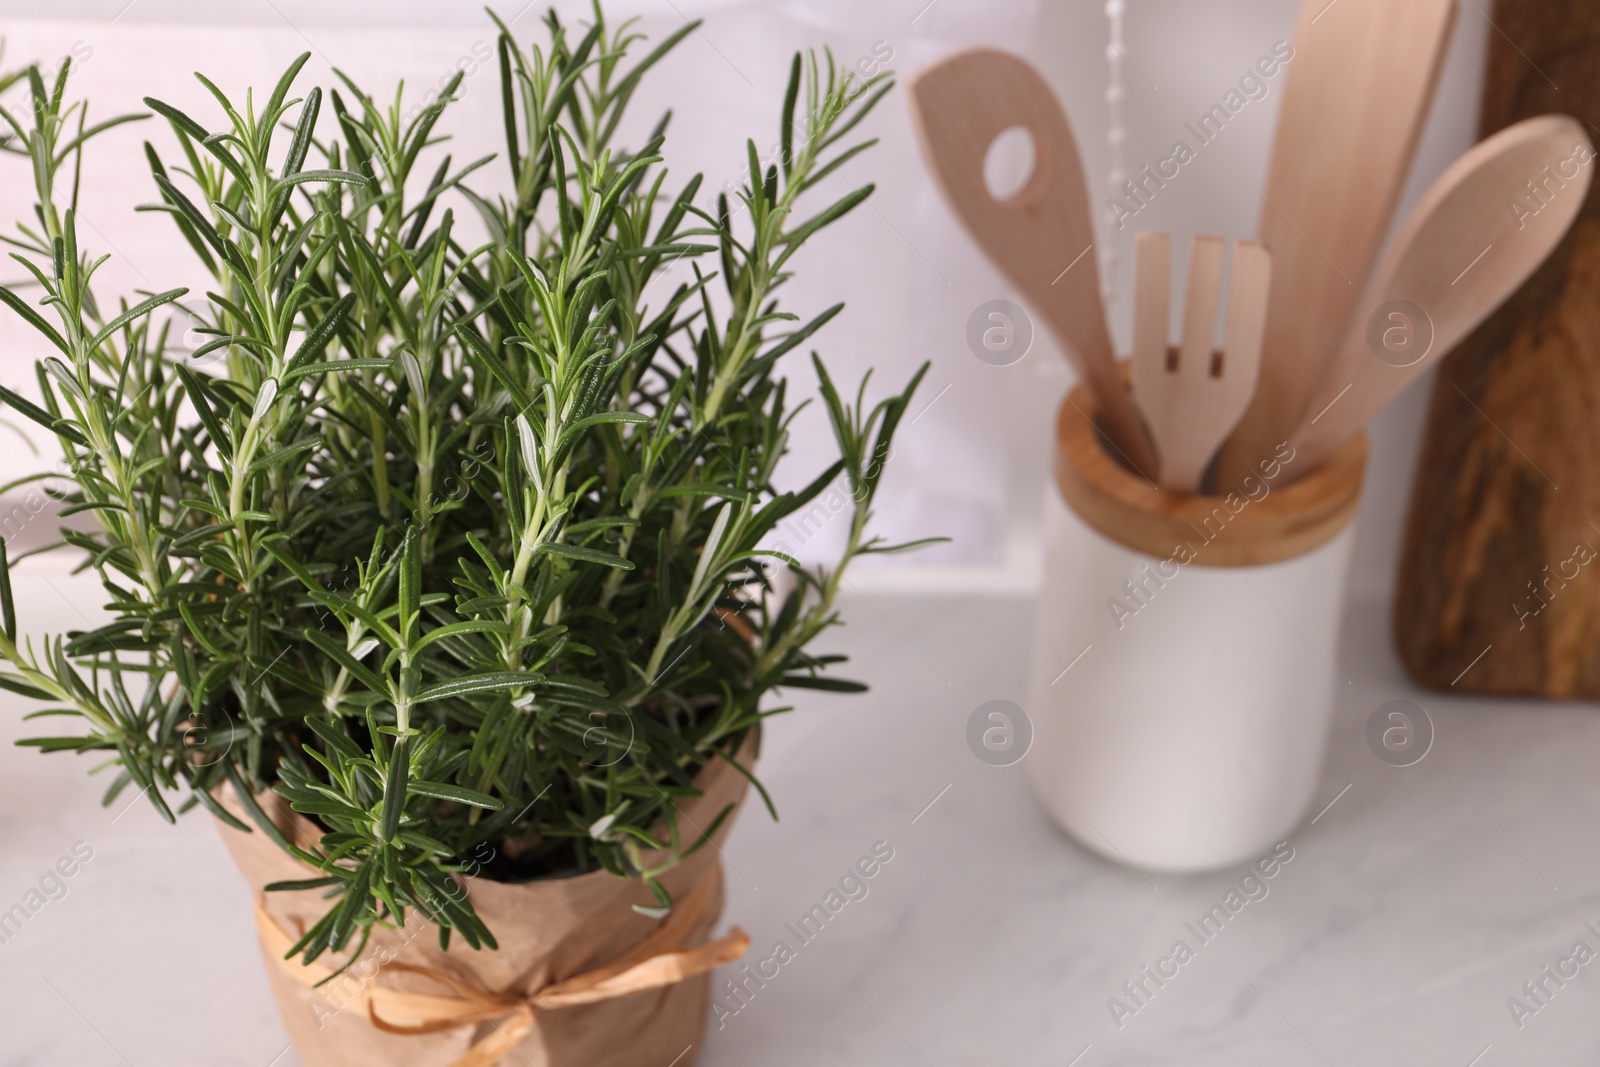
[908,48,1158,479]
[1216,0,1458,488]
[1288,114,1594,473]
[1131,234,1271,493]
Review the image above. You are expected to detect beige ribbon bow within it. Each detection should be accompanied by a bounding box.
[255,868,749,1067]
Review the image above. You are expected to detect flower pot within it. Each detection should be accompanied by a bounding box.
[1027,385,1366,871]
[215,734,757,1067]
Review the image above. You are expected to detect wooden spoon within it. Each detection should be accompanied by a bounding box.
[1216,0,1457,488]
[908,48,1158,479]
[1132,234,1271,492]
[1288,114,1594,472]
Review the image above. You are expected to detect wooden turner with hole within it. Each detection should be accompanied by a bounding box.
[1131,234,1272,493]
[909,48,1158,479]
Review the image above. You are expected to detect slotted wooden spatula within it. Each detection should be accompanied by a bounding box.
[1132,234,1272,493]
[909,48,1158,479]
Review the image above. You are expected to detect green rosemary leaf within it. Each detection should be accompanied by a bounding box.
[537,543,635,571]
[410,619,510,654]
[379,739,406,844]
[0,383,86,443]
[777,674,867,692]
[0,285,71,356]
[286,292,357,376]
[264,52,312,123]
[780,53,801,178]
[408,780,503,810]
[90,287,187,350]
[414,672,543,704]
[142,96,250,186]
[193,787,253,833]
[781,184,874,251]
[150,172,226,257]
[0,540,13,645]
[283,357,390,383]
[16,736,96,751]
[301,628,390,697]
[263,877,341,892]
[0,673,50,700]
[271,168,369,193]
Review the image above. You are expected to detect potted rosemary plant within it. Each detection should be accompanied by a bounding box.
[0,6,928,1064]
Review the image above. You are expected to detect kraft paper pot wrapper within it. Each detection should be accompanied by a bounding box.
[215,733,756,1067]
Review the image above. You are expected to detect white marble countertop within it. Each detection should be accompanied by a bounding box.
[2,569,1598,1066]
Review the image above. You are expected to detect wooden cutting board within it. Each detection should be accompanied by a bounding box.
[1395,0,1600,697]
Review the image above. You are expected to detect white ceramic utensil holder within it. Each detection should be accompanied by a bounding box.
[1028,384,1366,871]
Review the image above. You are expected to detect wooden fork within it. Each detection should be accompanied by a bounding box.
[1130,234,1272,493]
